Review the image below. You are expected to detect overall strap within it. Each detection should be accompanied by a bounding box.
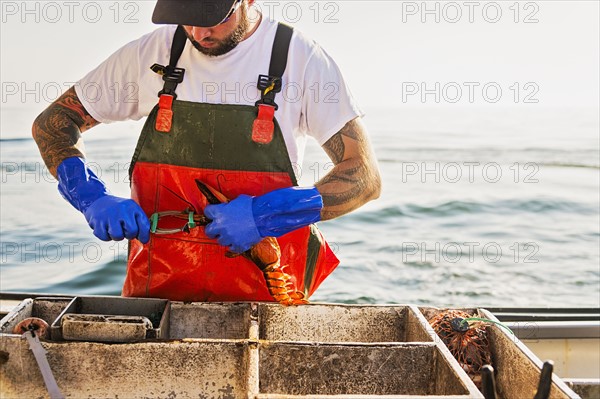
[168,25,188,73]
[269,23,294,80]
[256,23,294,109]
[150,25,187,133]
[253,23,293,144]
[151,25,187,98]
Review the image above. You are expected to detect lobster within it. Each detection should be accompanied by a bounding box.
[429,309,492,388]
[181,180,309,306]
[151,180,308,306]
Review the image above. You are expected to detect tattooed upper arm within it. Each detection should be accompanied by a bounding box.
[322,132,345,165]
[32,87,100,177]
[56,87,99,133]
[322,117,365,165]
[317,117,382,220]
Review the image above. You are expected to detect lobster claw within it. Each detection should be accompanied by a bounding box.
[195,180,228,205]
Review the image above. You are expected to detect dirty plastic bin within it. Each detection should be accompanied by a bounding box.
[0,297,73,335]
[51,296,170,341]
[169,302,253,339]
[258,342,471,397]
[259,304,432,343]
[0,338,251,398]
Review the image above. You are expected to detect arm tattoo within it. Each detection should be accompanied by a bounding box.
[32,87,99,177]
[318,164,362,206]
[317,118,381,220]
[323,133,345,164]
[322,118,364,163]
[59,90,98,131]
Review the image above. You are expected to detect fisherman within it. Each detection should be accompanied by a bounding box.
[32,0,381,302]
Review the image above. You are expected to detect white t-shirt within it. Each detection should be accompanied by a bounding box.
[75,16,362,168]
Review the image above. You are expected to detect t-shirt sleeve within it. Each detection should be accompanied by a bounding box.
[74,37,143,123]
[300,46,363,146]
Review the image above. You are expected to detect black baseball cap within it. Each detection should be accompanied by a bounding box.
[152,0,238,27]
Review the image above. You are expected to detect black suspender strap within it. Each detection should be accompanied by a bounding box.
[256,23,294,109]
[150,25,187,133]
[253,23,294,144]
[269,23,294,79]
[169,25,188,72]
[150,25,187,99]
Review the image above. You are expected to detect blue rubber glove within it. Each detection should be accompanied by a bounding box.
[57,157,150,244]
[204,186,322,253]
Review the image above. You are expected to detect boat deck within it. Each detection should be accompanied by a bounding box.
[0,293,597,398]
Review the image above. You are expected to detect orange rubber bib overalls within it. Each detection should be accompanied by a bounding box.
[124,24,339,302]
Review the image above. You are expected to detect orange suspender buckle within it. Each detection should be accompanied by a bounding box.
[252,104,276,144]
[155,94,174,133]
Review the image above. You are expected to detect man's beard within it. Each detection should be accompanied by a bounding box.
[187,5,249,57]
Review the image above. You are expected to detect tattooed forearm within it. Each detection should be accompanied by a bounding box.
[32,87,99,177]
[318,164,362,206]
[316,117,382,220]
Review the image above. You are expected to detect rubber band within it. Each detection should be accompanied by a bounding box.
[463,317,514,335]
[150,213,159,234]
[188,212,196,229]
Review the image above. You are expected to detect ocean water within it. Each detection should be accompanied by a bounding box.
[1,106,598,308]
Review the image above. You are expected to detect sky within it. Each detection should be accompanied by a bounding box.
[1,0,599,129]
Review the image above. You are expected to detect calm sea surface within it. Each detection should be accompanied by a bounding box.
[1,106,598,307]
